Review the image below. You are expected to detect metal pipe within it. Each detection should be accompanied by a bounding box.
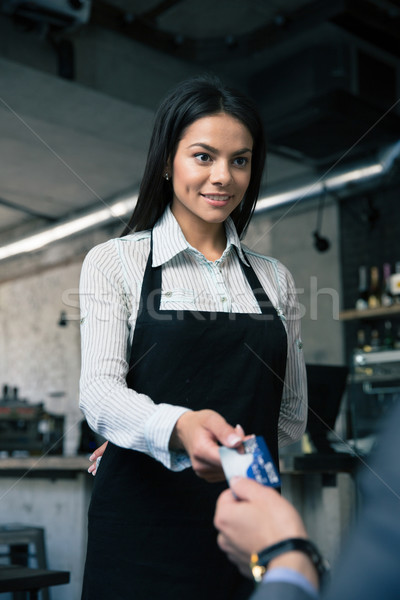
[255,140,400,214]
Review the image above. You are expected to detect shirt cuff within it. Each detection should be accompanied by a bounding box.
[263,567,318,599]
[144,403,192,470]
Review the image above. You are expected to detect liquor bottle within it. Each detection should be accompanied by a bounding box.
[370,328,381,351]
[355,266,369,310]
[356,328,366,350]
[394,325,400,350]
[390,262,400,304]
[368,266,381,309]
[1,384,10,403]
[381,263,393,307]
[383,321,394,350]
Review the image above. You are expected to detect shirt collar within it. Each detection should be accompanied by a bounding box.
[224,215,249,266]
[152,205,249,267]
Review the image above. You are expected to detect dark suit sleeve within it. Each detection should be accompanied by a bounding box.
[250,401,400,600]
[322,400,400,600]
[250,581,315,600]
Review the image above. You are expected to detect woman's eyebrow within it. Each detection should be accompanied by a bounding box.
[187,142,253,155]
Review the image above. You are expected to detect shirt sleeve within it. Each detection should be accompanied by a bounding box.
[263,567,319,598]
[277,265,308,446]
[79,241,191,470]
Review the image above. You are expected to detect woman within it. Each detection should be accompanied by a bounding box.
[79,75,307,600]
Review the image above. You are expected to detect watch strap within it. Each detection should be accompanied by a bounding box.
[250,537,329,585]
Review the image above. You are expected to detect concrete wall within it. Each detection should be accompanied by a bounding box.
[0,261,82,455]
[246,199,344,366]
[0,224,118,455]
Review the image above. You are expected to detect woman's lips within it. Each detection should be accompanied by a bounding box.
[202,194,231,207]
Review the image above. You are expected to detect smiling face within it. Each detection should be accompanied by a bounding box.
[169,112,253,235]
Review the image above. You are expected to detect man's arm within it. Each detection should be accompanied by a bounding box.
[215,401,400,600]
[250,580,315,600]
[214,476,319,598]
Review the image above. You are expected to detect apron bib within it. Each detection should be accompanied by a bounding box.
[82,238,287,600]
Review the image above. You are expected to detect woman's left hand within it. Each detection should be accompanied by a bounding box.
[88,441,108,475]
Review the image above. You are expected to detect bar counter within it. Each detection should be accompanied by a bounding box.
[0,455,91,478]
[0,452,359,476]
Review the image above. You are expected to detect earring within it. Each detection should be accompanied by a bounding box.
[164,172,169,181]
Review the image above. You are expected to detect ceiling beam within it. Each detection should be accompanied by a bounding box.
[0,196,57,221]
[140,0,184,22]
[90,0,347,63]
[90,1,192,58]
[331,0,400,57]
[90,0,400,63]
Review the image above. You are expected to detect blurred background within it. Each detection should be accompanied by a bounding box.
[0,1,400,597]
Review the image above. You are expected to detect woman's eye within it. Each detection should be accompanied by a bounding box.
[195,153,211,162]
[233,157,248,167]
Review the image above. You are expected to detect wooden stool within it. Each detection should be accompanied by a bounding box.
[0,565,70,599]
[0,525,49,600]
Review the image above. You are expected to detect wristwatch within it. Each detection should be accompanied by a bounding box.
[250,537,330,585]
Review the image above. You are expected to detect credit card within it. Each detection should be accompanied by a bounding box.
[219,435,280,488]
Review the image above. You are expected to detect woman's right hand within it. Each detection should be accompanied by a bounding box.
[170,410,245,482]
[88,441,108,475]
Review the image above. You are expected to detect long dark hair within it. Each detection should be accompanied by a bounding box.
[121,75,266,238]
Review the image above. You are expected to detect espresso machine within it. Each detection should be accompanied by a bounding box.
[0,384,64,455]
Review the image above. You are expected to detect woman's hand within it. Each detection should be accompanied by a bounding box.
[88,441,108,475]
[170,410,245,482]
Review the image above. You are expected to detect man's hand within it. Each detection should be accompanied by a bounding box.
[214,477,318,588]
[170,410,244,482]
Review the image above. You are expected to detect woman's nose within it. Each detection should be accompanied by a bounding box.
[209,160,232,185]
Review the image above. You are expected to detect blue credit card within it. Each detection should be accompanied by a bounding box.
[219,435,281,488]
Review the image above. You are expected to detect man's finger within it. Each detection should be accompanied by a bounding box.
[215,488,236,516]
[229,476,278,502]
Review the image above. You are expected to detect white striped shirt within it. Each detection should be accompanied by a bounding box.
[79,206,307,470]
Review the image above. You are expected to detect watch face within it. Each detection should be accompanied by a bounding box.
[250,555,266,583]
[251,564,266,583]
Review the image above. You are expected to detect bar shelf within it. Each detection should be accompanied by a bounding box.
[339,305,400,321]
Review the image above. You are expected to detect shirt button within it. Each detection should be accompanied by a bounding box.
[165,291,172,297]
[221,297,227,302]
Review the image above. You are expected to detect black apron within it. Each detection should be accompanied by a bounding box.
[82,238,287,600]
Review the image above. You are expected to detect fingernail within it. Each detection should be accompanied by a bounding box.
[235,424,245,436]
[226,434,242,447]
